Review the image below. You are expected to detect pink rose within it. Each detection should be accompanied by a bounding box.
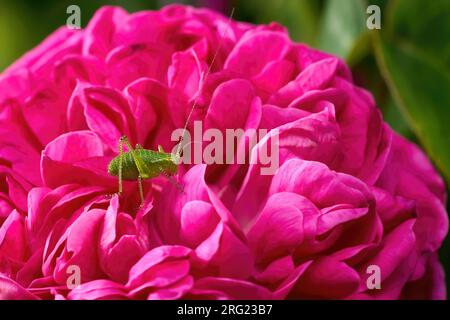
[0,5,447,300]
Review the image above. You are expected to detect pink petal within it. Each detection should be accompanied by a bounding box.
[82,6,128,58]
[0,276,38,300]
[247,192,307,263]
[127,246,191,289]
[180,200,219,247]
[291,257,361,299]
[225,31,291,78]
[68,279,127,300]
[269,58,340,107]
[193,277,273,300]
[41,130,114,188]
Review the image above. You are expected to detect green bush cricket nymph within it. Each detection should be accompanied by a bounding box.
[107,137,182,204]
[107,9,235,206]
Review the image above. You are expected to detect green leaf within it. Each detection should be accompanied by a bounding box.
[318,0,368,63]
[388,0,450,71]
[374,34,450,181]
[383,96,414,140]
[235,0,321,45]
[373,0,450,180]
[0,3,30,72]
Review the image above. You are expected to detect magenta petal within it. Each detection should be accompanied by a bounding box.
[254,255,295,284]
[82,86,135,152]
[212,224,253,279]
[53,54,105,90]
[292,257,361,299]
[82,6,128,58]
[99,196,143,282]
[318,206,369,235]
[402,253,446,300]
[0,276,38,300]
[168,50,203,100]
[127,246,191,289]
[225,31,291,78]
[105,43,172,89]
[22,89,68,146]
[180,200,219,246]
[0,166,32,214]
[0,210,29,264]
[269,159,373,208]
[67,279,127,300]
[146,276,193,300]
[252,60,296,100]
[273,261,313,299]
[195,222,223,264]
[52,209,106,284]
[0,122,42,186]
[377,134,448,253]
[205,79,257,131]
[269,57,340,107]
[41,131,114,188]
[104,236,143,283]
[260,104,310,129]
[233,109,340,226]
[124,78,165,143]
[99,195,120,252]
[43,130,104,163]
[363,219,417,282]
[193,277,273,300]
[247,192,307,263]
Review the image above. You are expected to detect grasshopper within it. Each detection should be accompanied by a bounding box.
[107,8,235,205]
[107,136,181,204]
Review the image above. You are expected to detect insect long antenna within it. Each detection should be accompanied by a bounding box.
[171,140,205,166]
[175,7,236,159]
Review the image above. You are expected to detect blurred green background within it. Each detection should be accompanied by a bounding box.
[1,0,449,293]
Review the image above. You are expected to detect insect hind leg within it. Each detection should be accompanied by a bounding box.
[120,136,151,206]
[118,135,125,195]
[138,175,145,206]
[105,136,126,201]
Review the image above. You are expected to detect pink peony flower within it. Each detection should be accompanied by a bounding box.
[0,4,447,300]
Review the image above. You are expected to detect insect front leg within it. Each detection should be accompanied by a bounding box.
[158,165,185,193]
